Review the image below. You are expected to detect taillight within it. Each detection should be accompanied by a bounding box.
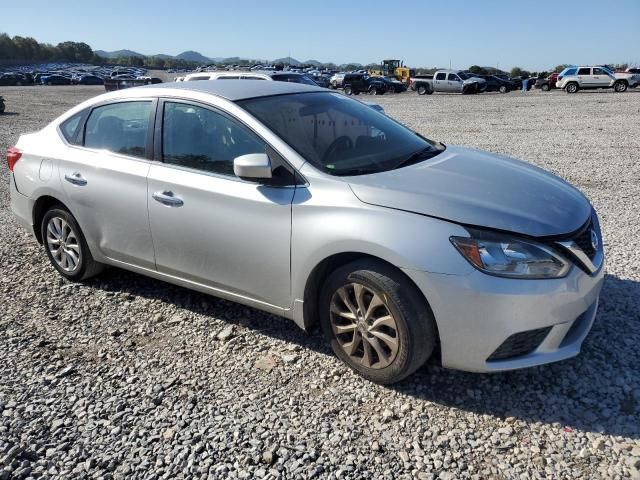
[7,147,22,172]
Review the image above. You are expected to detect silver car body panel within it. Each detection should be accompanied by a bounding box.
[347,145,592,237]
[10,81,604,373]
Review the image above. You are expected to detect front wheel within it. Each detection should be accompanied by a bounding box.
[499,85,508,93]
[368,86,378,95]
[41,207,103,281]
[614,80,628,93]
[319,259,436,384]
[343,85,353,96]
[541,84,550,91]
[417,85,428,95]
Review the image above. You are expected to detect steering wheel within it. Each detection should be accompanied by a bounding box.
[323,136,353,164]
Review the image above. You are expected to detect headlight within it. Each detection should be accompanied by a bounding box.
[450,230,570,279]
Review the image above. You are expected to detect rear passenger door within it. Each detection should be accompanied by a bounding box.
[58,100,156,268]
[577,67,593,86]
[433,72,447,92]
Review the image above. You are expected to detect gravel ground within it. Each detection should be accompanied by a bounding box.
[0,86,639,480]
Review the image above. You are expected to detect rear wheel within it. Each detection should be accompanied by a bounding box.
[368,86,378,95]
[614,80,627,93]
[498,85,508,93]
[566,82,579,93]
[343,85,353,96]
[417,85,428,95]
[541,84,550,91]
[319,259,436,384]
[41,207,103,281]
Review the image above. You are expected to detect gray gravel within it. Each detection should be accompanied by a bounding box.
[1,86,639,480]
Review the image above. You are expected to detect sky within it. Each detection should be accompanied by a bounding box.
[3,0,639,70]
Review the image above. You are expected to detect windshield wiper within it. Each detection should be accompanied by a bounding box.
[332,166,385,176]
[392,147,439,170]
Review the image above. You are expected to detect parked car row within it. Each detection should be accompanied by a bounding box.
[0,65,150,87]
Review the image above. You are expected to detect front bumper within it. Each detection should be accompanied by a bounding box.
[404,263,604,372]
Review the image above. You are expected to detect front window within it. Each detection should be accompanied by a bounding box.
[240,92,444,176]
[457,72,470,80]
[162,101,265,176]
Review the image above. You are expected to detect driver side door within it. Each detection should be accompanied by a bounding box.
[147,99,296,309]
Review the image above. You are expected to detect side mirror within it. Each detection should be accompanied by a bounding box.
[233,153,272,180]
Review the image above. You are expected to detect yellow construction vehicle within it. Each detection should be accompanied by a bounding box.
[369,59,414,85]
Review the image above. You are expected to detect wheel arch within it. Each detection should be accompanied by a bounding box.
[32,194,69,243]
[300,252,441,357]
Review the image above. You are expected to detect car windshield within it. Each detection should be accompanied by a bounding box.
[239,92,444,176]
[457,72,471,80]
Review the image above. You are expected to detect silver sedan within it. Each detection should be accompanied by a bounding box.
[8,81,604,384]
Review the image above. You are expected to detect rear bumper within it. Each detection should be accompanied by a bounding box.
[10,173,35,236]
[403,263,605,373]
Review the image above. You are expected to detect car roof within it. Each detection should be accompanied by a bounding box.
[139,79,325,101]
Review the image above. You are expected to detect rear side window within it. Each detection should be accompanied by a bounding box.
[435,72,446,80]
[60,111,84,145]
[562,68,577,76]
[577,68,591,75]
[84,101,152,158]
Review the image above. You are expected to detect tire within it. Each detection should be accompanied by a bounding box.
[368,86,378,95]
[417,85,428,95]
[319,259,437,384]
[614,80,627,93]
[541,84,550,91]
[41,206,103,282]
[343,85,353,96]
[566,82,579,94]
[499,85,508,94]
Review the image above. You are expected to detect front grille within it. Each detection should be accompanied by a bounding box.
[572,221,596,259]
[487,327,552,362]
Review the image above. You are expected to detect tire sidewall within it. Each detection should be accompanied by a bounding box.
[417,85,427,95]
[344,85,353,95]
[319,261,435,384]
[614,81,627,92]
[41,207,90,281]
[566,83,578,93]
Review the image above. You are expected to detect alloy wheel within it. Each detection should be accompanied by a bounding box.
[46,216,81,272]
[329,283,399,369]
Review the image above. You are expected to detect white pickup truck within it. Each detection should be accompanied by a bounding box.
[410,70,487,95]
[556,65,640,93]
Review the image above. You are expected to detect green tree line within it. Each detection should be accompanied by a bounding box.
[0,33,101,63]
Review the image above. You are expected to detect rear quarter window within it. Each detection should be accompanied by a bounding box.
[60,111,85,145]
[562,68,577,76]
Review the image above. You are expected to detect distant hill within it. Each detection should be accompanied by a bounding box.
[273,57,301,66]
[95,49,145,59]
[175,51,212,63]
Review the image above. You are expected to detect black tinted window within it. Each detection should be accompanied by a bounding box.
[84,102,151,158]
[60,111,84,145]
[578,68,591,75]
[435,72,446,80]
[162,102,265,176]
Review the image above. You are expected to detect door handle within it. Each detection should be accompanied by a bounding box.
[64,172,87,186]
[152,190,184,207]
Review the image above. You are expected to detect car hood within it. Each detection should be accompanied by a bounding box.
[346,145,591,237]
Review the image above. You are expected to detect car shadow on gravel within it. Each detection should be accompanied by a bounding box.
[392,274,640,439]
[90,269,639,439]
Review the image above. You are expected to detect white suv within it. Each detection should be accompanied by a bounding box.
[556,66,637,93]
